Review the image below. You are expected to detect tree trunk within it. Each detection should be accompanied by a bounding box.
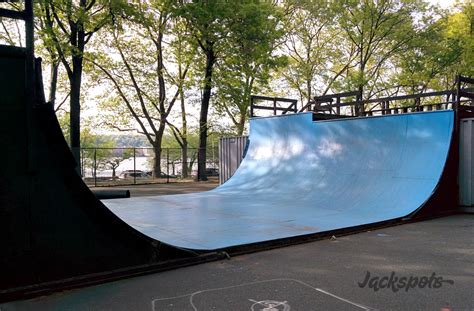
[180,85,188,178]
[181,140,188,178]
[153,144,162,178]
[306,78,312,106]
[237,115,245,136]
[189,150,197,174]
[49,61,59,106]
[356,84,364,116]
[153,123,166,178]
[69,7,86,176]
[197,46,216,181]
[69,59,82,175]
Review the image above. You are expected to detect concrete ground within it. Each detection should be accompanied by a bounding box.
[1,214,473,311]
[89,177,219,197]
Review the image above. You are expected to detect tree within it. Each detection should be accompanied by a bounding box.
[179,1,284,180]
[106,148,132,179]
[279,0,360,105]
[90,0,191,177]
[178,0,238,181]
[393,1,473,93]
[335,0,425,108]
[164,17,197,178]
[213,1,286,135]
[37,0,120,173]
[57,113,115,177]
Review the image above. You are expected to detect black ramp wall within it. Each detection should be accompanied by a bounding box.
[0,46,194,297]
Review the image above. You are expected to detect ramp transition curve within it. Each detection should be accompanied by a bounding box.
[105,110,455,250]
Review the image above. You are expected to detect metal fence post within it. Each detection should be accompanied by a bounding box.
[133,148,136,185]
[167,148,170,183]
[81,148,84,178]
[212,140,216,166]
[93,148,97,187]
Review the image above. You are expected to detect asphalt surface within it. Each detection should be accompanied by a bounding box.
[1,214,473,311]
[89,178,219,197]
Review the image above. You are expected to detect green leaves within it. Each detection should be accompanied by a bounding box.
[183,1,287,134]
[25,0,472,153]
[393,1,474,92]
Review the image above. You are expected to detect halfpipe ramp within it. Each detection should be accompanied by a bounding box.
[105,111,455,250]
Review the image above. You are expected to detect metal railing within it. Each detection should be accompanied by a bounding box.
[250,95,298,117]
[80,147,219,187]
[0,1,33,52]
[301,76,474,118]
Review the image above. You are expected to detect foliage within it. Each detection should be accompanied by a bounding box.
[281,0,348,104]
[334,0,426,100]
[34,0,125,171]
[393,1,474,92]
[89,0,192,176]
[212,1,287,135]
[3,0,471,171]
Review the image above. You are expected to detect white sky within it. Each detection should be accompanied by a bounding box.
[430,0,457,9]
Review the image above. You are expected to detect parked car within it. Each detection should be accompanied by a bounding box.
[205,168,219,176]
[159,172,177,179]
[119,170,149,179]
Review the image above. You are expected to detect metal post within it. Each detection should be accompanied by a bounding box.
[454,75,461,135]
[94,148,97,187]
[250,97,254,117]
[81,148,84,177]
[24,0,34,50]
[211,140,215,166]
[455,75,461,111]
[167,148,170,183]
[273,99,277,116]
[356,90,362,117]
[23,0,36,173]
[133,148,136,185]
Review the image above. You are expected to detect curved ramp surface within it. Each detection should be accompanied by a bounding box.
[105,111,454,250]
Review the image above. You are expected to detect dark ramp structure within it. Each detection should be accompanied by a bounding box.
[0,46,211,300]
[0,3,468,299]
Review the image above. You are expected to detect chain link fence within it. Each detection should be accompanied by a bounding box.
[81,147,219,186]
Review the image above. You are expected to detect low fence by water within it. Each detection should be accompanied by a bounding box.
[81,147,219,186]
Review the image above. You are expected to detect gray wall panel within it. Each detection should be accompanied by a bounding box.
[219,136,248,184]
[459,119,474,207]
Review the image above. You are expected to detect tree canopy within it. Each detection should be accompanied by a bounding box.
[1,0,471,178]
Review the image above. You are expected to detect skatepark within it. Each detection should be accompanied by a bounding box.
[1,2,474,310]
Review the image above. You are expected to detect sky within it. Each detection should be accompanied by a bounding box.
[430,0,457,9]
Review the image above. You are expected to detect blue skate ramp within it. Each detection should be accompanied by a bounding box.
[104,111,454,250]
